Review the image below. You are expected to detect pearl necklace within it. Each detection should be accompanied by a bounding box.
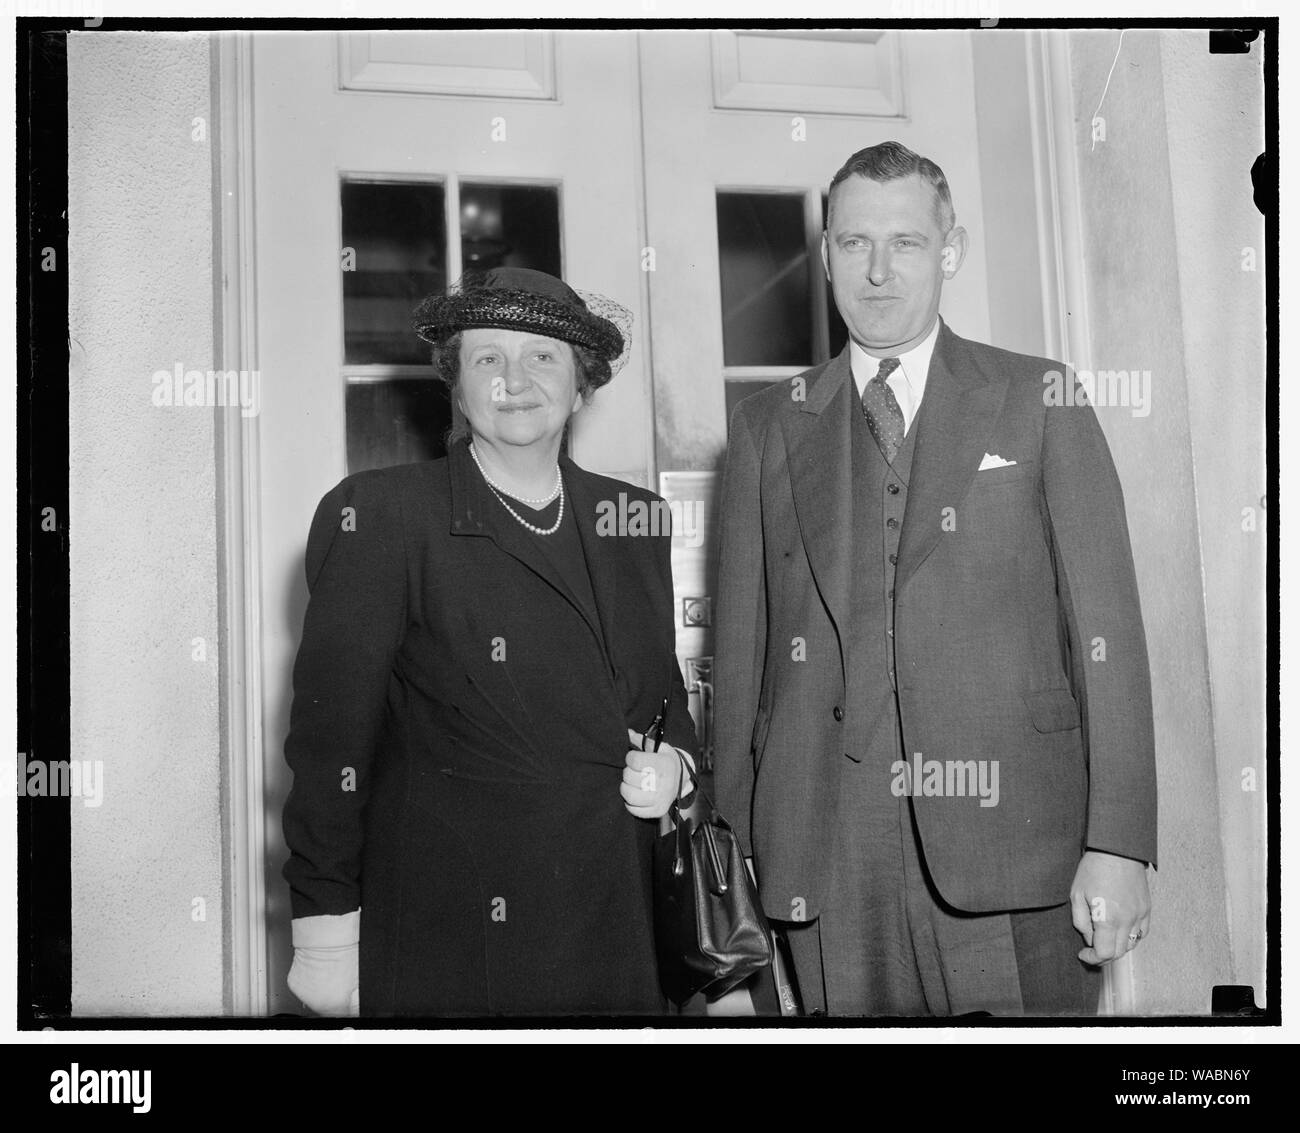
[469,443,565,536]
[469,443,561,503]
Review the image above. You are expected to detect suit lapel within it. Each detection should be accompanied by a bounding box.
[895,323,1010,592]
[786,348,854,659]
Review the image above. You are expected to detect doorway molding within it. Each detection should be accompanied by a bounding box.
[1026,29,1138,1015]
[213,31,269,1018]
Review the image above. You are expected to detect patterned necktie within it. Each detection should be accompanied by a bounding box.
[861,356,905,464]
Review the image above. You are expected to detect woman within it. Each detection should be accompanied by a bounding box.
[281,267,699,1017]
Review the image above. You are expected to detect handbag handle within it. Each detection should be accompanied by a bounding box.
[666,747,731,891]
[699,817,728,896]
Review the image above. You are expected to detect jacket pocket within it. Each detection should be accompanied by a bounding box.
[969,459,1036,489]
[1021,687,1081,733]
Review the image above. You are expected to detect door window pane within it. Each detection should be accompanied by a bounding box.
[716,191,811,367]
[346,379,453,474]
[724,379,778,425]
[342,181,446,365]
[459,182,561,275]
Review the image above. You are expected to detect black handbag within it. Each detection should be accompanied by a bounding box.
[652,746,773,1005]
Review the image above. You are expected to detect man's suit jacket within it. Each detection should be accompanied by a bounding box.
[714,321,1157,921]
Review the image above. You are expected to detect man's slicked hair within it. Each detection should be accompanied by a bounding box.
[827,141,956,234]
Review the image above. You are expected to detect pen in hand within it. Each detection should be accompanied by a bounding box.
[643,697,668,752]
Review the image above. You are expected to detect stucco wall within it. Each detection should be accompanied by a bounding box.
[67,31,225,1015]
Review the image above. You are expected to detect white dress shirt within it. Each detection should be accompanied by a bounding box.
[849,317,941,436]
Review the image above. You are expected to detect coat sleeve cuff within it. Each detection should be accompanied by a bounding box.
[292,908,361,949]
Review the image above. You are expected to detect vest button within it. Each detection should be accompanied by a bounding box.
[887,483,900,494]
[832,705,844,721]
[889,553,898,565]
[886,517,898,529]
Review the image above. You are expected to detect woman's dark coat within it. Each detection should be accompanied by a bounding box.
[282,439,698,1016]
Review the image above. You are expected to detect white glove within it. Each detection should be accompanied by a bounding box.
[288,909,361,1017]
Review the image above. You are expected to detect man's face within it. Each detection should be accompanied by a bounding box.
[822,172,966,354]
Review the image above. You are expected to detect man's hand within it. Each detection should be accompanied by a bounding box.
[1069,850,1151,965]
[621,729,686,819]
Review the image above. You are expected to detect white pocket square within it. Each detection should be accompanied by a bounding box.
[978,453,1017,471]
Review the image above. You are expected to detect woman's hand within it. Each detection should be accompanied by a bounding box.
[288,911,361,1018]
[288,947,360,1017]
[621,728,689,819]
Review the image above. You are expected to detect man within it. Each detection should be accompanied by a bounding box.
[714,142,1156,1016]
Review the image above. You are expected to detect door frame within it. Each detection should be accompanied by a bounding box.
[1027,29,1136,1014]
[215,31,268,1017]
[215,27,1114,1019]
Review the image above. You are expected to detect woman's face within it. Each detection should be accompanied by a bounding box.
[456,328,582,451]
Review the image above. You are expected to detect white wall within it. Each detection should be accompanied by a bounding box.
[1068,28,1265,1013]
[67,31,226,1014]
[1160,30,1268,1007]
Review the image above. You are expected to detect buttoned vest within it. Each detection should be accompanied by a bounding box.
[848,380,919,759]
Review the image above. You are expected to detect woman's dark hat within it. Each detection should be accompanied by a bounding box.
[413,267,631,372]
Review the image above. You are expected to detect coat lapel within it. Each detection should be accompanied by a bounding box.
[563,457,623,666]
[785,348,854,661]
[895,323,1010,592]
[448,440,610,664]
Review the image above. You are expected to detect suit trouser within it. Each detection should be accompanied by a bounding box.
[783,700,1101,1018]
